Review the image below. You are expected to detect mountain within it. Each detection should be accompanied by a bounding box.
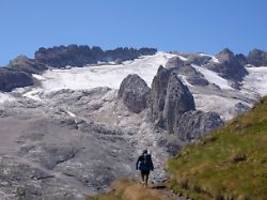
[0,46,267,199]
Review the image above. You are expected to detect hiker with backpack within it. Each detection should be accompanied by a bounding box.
[136,150,154,186]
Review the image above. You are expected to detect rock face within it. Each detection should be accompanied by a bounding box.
[8,55,48,74]
[175,111,223,141]
[247,49,267,66]
[204,48,248,82]
[35,45,157,67]
[150,66,172,126]
[0,68,33,92]
[118,74,150,113]
[163,72,195,133]
[166,57,209,86]
[150,65,222,140]
[165,57,185,69]
[186,54,211,66]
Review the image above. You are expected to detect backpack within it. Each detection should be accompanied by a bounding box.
[140,153,152,171]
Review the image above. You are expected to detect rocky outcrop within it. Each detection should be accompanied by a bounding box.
[150,65,222,140]
[165,57,185,69]
[186,54,211,66]
[150,66,195,129]
[166,57,209,86]
[235,53,248,66]
[204,48,248,82]
[163,72,195,133]
[8,55,48,74]
[35,45,157,67]
[175,111,223,141]
[0,68,33,92]
[118,74,150,113]
[150,66,172,126]
[247,49,267,66]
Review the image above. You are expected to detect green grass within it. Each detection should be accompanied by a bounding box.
[167,97,267,200]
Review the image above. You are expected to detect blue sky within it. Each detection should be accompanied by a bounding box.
[0,0,266,65]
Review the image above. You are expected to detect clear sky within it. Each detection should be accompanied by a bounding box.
[0,0,266,65]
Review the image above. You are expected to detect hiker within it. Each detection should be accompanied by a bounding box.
[136,150,154,186]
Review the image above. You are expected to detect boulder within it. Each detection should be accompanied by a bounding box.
[118,74,150,113]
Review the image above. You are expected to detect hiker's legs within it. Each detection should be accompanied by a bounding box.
[145,171,150,185]
[141,171,150,185]
[141,172,145,183]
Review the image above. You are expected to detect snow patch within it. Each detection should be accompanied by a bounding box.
[194,93,242,121]
[22,89,43,101]
[242,66,267,96]
[177,55,188,61]
[0,92,15,103]
[66,110,76,118]
[199,53,220,63]
[32,74,46,81]
[192,64,233,90]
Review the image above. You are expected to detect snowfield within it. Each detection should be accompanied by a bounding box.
[242,66,267,96]
[192,64,233,90]
[39,52,175,91]
[2,52,267,122]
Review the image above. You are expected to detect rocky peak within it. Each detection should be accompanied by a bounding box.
[204,48,248,83]
[118,74,150,113]
[215,48,235,62]
[247,48,267,66]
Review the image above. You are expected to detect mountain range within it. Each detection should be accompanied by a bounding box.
[0,45,267,200]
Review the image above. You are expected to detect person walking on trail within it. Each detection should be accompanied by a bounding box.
[136,150,154,186]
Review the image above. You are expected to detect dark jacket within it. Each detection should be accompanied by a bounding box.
[136,153,154,171]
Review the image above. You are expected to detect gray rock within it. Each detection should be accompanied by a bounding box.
[150,66,195,132]
[166,57,209,86]
[118,74,150,113]
[163,72,195,133]
[0,68,33,92]
[186,54,211,65]
[175,110,223,141]
[165,56,185,69]
[204,48,248,82]
[8,55,48,74]
[247,48,267,66]
[35,45,157,68]
[150,66,172,126]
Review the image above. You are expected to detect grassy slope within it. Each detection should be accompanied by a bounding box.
[167,97,267,200]
[90,97,267,200]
